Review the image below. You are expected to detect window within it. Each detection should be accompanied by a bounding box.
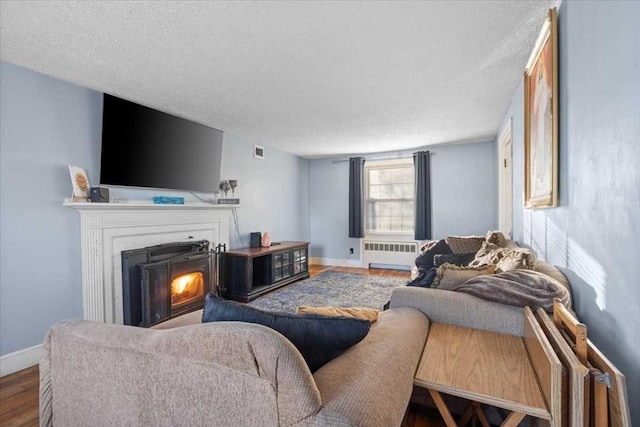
[365,159,414,234]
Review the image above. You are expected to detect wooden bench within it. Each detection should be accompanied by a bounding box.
[414,306,562,426]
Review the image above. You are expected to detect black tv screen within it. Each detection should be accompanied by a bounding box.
[100,94,223,193]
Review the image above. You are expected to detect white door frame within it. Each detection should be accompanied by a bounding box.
[498,118,513,238]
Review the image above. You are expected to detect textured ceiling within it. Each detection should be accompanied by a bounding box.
[0,1,557,158]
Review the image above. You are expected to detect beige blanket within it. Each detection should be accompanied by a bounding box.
[452,270,570,312]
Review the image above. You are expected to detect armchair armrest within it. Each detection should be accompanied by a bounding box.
[389,287,524,336]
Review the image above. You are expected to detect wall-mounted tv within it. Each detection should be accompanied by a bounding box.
[100,94,223,193]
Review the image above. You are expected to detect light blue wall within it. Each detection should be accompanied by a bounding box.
[431,140,496,239]
[309,159,362,261]
[0,62,309,356]
[0,61,102,355]
[309,140,497,260]
[219,133,310,250]
[498,1,640,423]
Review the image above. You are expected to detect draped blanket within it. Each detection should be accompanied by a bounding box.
[452,269,571,312]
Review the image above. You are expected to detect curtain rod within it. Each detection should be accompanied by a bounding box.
[330,151,435,164]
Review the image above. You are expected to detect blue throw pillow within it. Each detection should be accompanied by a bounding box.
[407,267,438,288]
[415,239,452,271]
[201,293,371,372]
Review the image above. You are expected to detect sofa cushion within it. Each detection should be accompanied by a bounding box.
[296,306,379,323]
[433,252,476,268]
[415,239,452,270]
[202,293,370,372]
[432,263,496,291]
[41,319,323,426]
[445,236,485,254]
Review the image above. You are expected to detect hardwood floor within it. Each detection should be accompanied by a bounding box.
[0,266,445,427]
[0,366,39,427]
[308,264,411,279]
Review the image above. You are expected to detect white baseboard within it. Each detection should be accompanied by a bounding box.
[310,257,363,268]
[0,344,41,377]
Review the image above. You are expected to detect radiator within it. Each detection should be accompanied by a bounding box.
[362,240,419,268]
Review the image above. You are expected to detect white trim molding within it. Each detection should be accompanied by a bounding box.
[310,257,363,268]
[64,200,234,324]
[498,118,513,238]
[0,344,41,377]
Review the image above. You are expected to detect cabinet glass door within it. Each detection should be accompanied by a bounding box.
[273,253,283,281]
[273,251,292,282]
[292,248,308,274]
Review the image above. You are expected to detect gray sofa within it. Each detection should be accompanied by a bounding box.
[395,261,573,337]
[39,307,429,427]
[39,234,572,426]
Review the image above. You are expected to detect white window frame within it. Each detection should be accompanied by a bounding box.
[364,158,415,238]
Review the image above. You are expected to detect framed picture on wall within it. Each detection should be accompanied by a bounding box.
[524,7,558,208]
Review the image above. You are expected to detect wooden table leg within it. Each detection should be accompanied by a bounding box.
[475,403,491,427]
[501,411,526,427]
[458,402,491,427]
[458,402,474,426]
[428,389,458,427]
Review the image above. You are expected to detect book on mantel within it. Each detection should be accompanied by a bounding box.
[217,199,240,205]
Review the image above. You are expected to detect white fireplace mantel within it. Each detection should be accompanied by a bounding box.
[64,199,236,324]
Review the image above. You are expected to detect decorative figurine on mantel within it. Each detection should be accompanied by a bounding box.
[219,181,230,197]
[229,180,237,198]
[68,165,91,202]
[218,179,240,205]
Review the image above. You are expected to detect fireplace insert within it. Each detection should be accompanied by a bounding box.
[122,240,225,327]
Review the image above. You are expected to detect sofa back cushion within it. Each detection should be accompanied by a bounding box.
[202,293,370,372]
[40,319,321,427]
[445,236,485,254]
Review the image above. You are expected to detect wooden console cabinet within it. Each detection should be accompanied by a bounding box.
[223,241,309,302]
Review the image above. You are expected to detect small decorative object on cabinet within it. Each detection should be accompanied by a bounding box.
[261,231,271,247]
[223,241,309,302]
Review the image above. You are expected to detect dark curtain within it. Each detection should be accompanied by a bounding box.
[413,151,432,240]
[348,157,365,238]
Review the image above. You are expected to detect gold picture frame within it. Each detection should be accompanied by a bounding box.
[524,7,558,208]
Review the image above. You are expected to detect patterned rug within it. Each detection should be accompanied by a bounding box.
[247,270,408,313]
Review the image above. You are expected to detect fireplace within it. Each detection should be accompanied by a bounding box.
[121,240,225,327]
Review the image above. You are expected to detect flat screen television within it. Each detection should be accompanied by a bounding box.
[100,94,223,193]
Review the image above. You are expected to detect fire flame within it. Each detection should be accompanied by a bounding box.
[171,272,204,306]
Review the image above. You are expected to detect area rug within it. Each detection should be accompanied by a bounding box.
[247,270,408,313]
